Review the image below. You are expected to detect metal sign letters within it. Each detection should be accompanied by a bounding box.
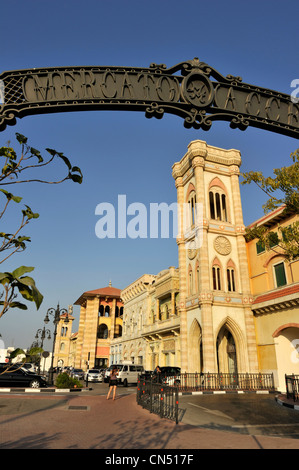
[0,58,298,138]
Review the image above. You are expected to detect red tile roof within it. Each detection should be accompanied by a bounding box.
[84,286,121,297]
[74,285,122,305]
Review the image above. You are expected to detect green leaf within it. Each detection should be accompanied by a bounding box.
[45,148,57,157]
[9,301,28,310]
[57,152,72,170]
[0,189,22,203]
[15,133,28,144]
[11,266,35,279]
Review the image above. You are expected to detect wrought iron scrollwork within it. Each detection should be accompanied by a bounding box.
[0,58,298,139]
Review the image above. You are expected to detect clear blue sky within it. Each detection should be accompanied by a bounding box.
[0,0,298,349]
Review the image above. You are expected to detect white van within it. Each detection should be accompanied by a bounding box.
[105,363,144,386]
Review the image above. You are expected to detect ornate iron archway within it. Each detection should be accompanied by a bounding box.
[0,58,298,138]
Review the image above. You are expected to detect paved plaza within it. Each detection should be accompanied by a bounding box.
[0,384,299,451]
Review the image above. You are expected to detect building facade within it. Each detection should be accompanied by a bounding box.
[74,283,123,369]
[142,267,180,370]
[53,309,75,369]
[63,139,298,392]
[110,274,156,366]
[246,206,299,391]
[172,140,259,375]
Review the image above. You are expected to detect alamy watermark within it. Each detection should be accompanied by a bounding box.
[0,80,4,105]
[291,79,299,104]
[95,195,203,249]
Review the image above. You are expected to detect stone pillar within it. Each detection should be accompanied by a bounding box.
[230,167,259,372]
[110,298,116,339]
[75,305,86,368]
[81,297,99,370]
[200,300,217,372]
[174,174,188,372]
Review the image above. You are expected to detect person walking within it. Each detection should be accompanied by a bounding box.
[107,366,119,400]
[153,365,161,383]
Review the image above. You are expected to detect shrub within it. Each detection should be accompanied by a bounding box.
[55,372,83,389]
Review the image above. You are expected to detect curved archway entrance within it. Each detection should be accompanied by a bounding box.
[274,326,299,392]
[216,326,238,375]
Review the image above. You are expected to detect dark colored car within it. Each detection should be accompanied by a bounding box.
[0,364,48,388]
[155,366,181,385]
[70,368,84,380]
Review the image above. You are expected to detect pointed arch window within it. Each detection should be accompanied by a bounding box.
[227,268,236,292]
[226,260,237,292]
[188,266,194,295]
[212,258,222,291]
[188,191,197,227]
[208,178,229,223]
[196,264,200,292]
[209,190,228,222]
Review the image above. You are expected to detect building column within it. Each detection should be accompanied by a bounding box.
[75,305,86,368]
[81,297,99,370]
[175,173,189,371]
[110,298,116,340]
[230,168,259,372]
[201,300,217,372]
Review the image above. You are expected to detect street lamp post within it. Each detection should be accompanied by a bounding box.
[35,325,51,374]
[44,303,69,385]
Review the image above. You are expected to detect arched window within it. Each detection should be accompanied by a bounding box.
[188,191,197,227]
[114,324,122,338]
[115,306,119,317]
[99,305,104,316]
[226,259,237,292]
[105,305,110,317]
[273,260,287,288]
[196,264,200,292]
[60,342,65,351]
[98,324,108,339]
[209,190,228,222]
[212,258,222,290]
[227,268,236,292]
[188,266,194,295]
[208,178,229,223]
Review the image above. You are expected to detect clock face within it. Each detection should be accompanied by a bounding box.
[214,236,231,255]
[187,240,197,259]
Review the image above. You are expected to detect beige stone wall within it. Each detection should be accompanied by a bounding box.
[247,211,299,390]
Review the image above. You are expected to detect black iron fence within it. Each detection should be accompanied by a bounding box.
[175,372,275,391]
[141,372,275,392]
[137,378,182,424]
[285,374,299,402]
[137,372,275,423]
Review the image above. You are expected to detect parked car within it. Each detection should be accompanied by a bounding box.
[104,363,144,386]
[0,364,47,388]
[156,366,181,386]
[139,370,154,380]
[84,369,103,382]
[70,368,84,380]
[15,363,37,374]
